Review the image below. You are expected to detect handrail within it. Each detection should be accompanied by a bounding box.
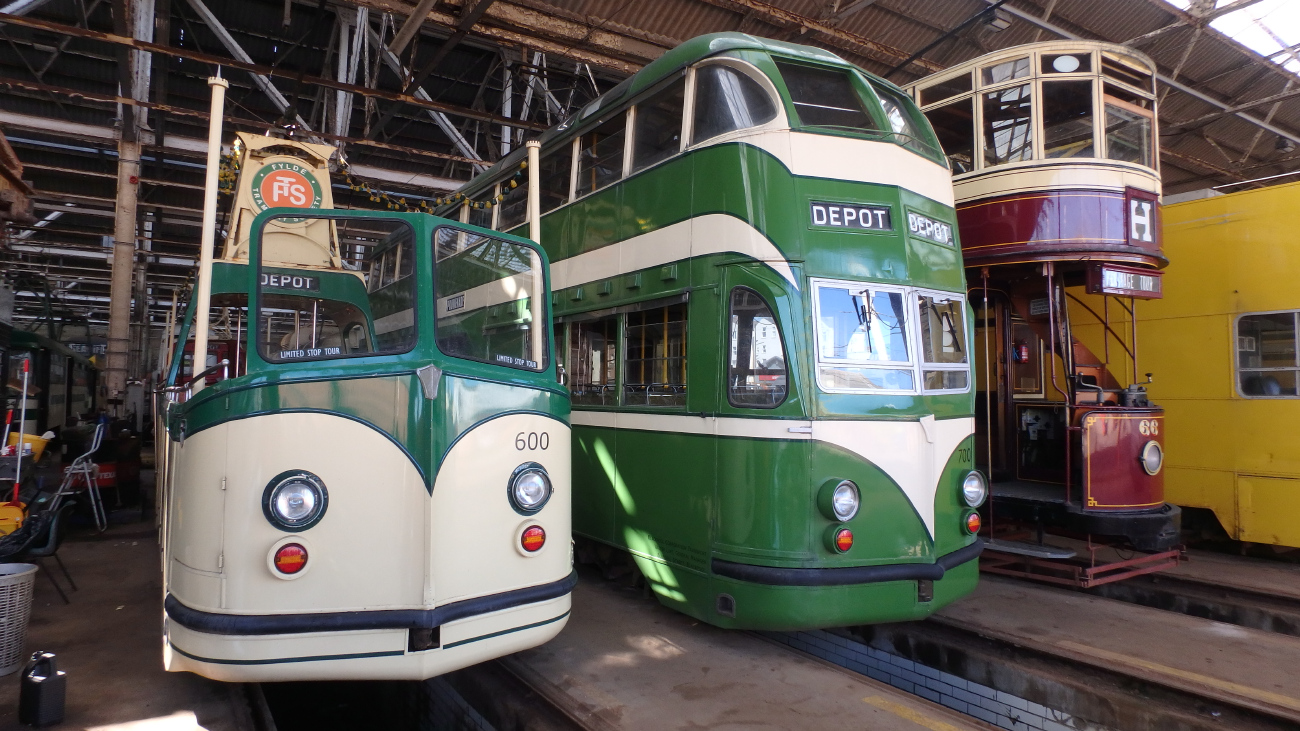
[185,359,229,389]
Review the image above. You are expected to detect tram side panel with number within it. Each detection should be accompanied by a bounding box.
[160,208,571,682]
[443,33,985,631]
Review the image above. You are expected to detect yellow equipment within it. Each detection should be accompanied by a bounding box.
[1137,182,1300,547]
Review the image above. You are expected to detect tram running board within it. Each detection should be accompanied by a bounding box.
[983,538,1077,559]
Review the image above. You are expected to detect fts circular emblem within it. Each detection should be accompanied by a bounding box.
[251,161,324,223]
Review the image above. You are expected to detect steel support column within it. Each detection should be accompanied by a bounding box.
[105,135,140,412]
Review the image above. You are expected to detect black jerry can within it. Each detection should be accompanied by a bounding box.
[19,651,66,727]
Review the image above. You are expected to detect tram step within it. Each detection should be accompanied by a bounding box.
[983,539,1077,560]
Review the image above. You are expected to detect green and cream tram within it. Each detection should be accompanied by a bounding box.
[158,136,571,681]
[445,33,983,630]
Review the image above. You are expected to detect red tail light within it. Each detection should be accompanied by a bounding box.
[834,528,854,553]
[965,512,982,535]
[521,525,546,553]
[273,543,308,574]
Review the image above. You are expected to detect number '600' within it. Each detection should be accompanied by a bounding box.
[515,432,549,451]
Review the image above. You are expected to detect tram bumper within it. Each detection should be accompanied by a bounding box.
[1065,502,1181,552]
[162,572,577,682]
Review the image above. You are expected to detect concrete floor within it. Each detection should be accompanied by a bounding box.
[510,575,993,730]
[0,518,254,731]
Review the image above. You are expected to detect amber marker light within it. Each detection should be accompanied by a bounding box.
[273,543,308,574]
[521,525,546,553]
[965,512,982,535]
[834,528,854,553]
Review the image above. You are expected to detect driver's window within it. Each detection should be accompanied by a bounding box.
[256,216,417,363]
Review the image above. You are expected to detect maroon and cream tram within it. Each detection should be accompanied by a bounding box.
[910,41,1178,555]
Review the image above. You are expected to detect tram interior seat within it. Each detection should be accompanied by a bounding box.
[1242,375,1284,396]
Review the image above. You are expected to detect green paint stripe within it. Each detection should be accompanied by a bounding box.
[170,643,404,666]
[442,610,571,650]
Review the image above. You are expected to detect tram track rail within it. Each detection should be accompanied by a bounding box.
[1082,566,1300,637]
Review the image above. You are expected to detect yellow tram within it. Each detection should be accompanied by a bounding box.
[157,134,572,681]
[1137,182,1300,548]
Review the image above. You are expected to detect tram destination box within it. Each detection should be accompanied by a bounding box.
[1085,263,1163,299]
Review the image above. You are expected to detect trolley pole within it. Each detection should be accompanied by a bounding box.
[525,139,544,369]
[192,75,229,395]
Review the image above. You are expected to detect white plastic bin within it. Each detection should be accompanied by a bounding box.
[0,564,38,675]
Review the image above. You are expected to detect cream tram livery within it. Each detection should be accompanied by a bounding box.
[157,136,571,681]
[910,42,1179,551]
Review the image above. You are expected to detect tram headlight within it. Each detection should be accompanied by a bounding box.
[818,480,860,522]
[509,463,553,514]
[1140,440,1164,476]
[961,471,988,508]
[262,471,328,531]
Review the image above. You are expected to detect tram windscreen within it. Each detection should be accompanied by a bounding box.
[814,283,914,391]
[257,216,417,363]
[434,227,548,372]
[917,295,969,391]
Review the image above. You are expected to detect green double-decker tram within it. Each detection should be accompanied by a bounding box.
[448,32,985,630]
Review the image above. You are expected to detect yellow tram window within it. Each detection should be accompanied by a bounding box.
[1237,312,1300,397]
[632,77,685,172]
[1042,80,1095,159]
[569,315,619,406]
[624,303,687,407]
[982,83,1033,166]
[728,288,787,408]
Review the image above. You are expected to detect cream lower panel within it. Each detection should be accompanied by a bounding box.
[164,595,570,682]
[219,412,429,613]
[168,560,223,612]
[429,413,572,606]
[813,417,974,540]
[953,162,1160,204]
[550,214,798,292]
[168,424,229,576]
[569,412,971,539]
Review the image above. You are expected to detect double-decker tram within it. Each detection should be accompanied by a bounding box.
[157,134,573,681]
[909,42,1180,560]
[446,32,984,630]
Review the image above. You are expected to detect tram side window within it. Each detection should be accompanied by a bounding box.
[633,77,685,172]
[815,283,914,392]
[871,82,937,158]
[465,190,494,229]
[983,83,1033,166]
[569,315,618,406]
[258,216,417,363]
[1237,312,1299,397]
[625,303,687,407]
[1104,84,1154,168]
[728,289,787,408]
[919,73,972,107]
[692,64,777,144]
[577,114,626,197]
[209,293,250,378]
[539,145,574,213]
[981,57,1030,86]
[918,295,969,392]
[497,179,528,232]
[1042,80,1094,159]
[924,98,975,174]
[434,227,548,372]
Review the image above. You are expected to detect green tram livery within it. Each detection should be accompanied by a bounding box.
[157,135,572,681]
[446,33,985,630]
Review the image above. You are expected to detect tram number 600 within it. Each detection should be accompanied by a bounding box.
[515,432,550,451]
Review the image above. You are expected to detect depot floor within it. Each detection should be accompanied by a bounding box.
[0,507,253,731]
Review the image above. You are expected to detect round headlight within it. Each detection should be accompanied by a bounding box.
[1140,440,1163,476]
[961,471,988,508]
[509,463,552,514]
[262,471,327,531]
[831,480,860,521]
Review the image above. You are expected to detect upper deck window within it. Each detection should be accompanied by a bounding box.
[774,60,878,132]
[1102,52,1154,92]
[497,178,528,232]
[434,227,548,372]
[926,97,975,173]
[1104,84,1154,168]
[1042,80,1095,159]
[871,82,937,157]
[634,77,685,171]
[577,114,626,197]
[257,216,417,364]
[539,144,574,213]
[983,83,1033,166]
[1042,53,1091,74]
[1237,311,1299,398]
[981,57,1030,86]
[692,64,777,144]
[920,73,972,107]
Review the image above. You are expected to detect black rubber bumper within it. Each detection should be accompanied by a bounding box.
[165,570,578,636]
[710,540,984,587]
[993,498,1182,552]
